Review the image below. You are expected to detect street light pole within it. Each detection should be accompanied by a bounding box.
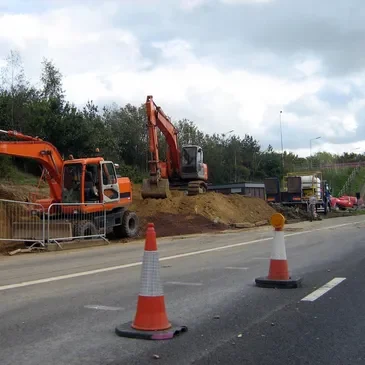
[310,136,321,168]
[279,111,283,157]
[279,110,284,173]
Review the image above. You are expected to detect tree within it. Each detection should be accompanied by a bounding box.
[40,58,64,103]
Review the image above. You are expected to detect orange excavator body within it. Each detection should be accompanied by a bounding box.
[0,129,139,239]
[142,96,208,199]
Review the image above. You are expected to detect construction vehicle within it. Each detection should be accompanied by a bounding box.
[141,95,208,199]
[264,171,331,215]
[0,129,139,239]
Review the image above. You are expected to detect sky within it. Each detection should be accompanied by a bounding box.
[0,0,364,157]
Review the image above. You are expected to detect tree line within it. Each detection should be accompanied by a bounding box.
[0,50,363,185]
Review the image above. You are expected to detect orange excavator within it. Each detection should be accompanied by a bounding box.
[0,129,139,238]
[141,95,209,199]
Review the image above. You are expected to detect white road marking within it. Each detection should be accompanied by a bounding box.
[0,220,362,292]
[225,266,249,270]
[84,305,124,311]
[165,281,203,286]
[301,277,346,302]
[251,257,268,260]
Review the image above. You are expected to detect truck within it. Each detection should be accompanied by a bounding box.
[264,171,332,215]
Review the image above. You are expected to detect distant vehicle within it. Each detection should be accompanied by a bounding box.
[264,171,331,215]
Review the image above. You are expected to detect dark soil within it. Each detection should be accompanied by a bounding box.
[137,213,228,239]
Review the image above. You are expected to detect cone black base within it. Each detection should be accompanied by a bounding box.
[115,321,188,340]
[255,276,302,289]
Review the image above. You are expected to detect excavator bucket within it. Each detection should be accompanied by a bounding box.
[141,178,171,199]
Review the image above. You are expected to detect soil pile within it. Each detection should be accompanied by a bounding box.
[131,184,275,237]
[132,184,275,225]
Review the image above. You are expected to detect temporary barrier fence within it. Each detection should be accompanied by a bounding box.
[0,199,46,249]
[46,203,108,248]
[0,199,108,250]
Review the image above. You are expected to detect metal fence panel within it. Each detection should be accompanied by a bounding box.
[0,199,46,247]
[46,203,107,245]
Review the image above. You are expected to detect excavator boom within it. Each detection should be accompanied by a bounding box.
[142,96,209,199]
[142,96,181,199]
[0,130,64,202]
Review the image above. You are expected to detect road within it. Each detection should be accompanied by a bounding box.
[0,215,364,364]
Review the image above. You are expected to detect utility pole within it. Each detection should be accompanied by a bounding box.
[279,110,284,172]
[310,136,321,169]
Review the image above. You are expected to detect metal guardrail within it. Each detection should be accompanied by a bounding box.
[0,199,108,249]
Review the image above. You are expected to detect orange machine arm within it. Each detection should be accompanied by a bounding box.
[145,96,180,178]
[0,130,64,201]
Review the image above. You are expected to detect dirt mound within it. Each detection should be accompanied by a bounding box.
[131,184,275,226]
[136,213,227,239]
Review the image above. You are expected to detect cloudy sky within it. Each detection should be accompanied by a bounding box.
[0,0,364,157]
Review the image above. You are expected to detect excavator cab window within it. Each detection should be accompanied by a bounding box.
[182,146,197,172]
[84,164,100,202]
[197,148,203,164]
[62,163,82,203]
[100,161,120,203]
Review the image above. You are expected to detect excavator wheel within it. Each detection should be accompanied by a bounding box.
[187,181,207,196]
[141,178,171,199]
[73,220,98,240]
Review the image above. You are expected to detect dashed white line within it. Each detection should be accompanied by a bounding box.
[0,220,361,292]
[301,277,346,302]
[84,305,124,311]
[225,266,249,270]
[165,281,203,286]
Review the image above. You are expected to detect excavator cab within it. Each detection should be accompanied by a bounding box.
[181,145,206,180]
[61,159,121,210]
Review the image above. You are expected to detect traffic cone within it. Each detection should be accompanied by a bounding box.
[115,223,188,340]
[255,213,302,289]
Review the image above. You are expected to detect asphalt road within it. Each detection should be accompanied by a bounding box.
[0,215,364,365]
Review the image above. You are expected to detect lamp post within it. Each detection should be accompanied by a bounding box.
[279,111,284,173]
[310,136,321,168]
[279,111,283,156]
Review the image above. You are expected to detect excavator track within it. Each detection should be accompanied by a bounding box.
[187,181,207,196]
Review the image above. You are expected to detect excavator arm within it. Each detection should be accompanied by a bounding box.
[142,96,181,199]
[0,130,64,202]
[145,95,181,179]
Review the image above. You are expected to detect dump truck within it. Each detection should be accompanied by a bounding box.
[0,129,139,241]
[141,95,209,199]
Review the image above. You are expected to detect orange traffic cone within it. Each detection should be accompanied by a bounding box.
[255,213,302,289]
[115,223,188,340]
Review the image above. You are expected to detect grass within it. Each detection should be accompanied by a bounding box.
[323,167,365,197]
[0,169,39,186]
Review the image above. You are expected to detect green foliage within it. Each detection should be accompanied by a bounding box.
[0,49,364,188]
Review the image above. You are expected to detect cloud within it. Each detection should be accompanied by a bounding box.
[0,0,365,159]
[221,0,274,3]
[180,0,210,10]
